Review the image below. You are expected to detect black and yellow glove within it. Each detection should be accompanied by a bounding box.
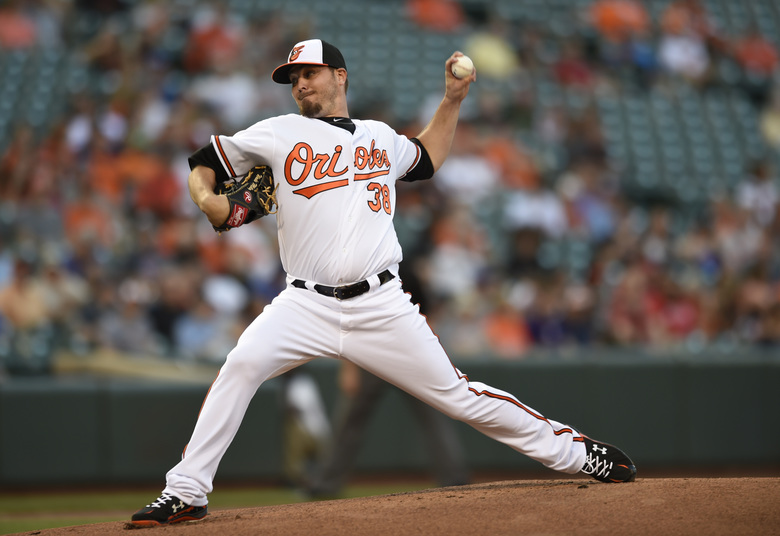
[213,165,277,233]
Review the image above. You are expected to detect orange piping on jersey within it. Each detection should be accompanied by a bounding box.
[293,179,350,199]
[399,144,422,180]
[355,169,391,181]
[213,136,236,177]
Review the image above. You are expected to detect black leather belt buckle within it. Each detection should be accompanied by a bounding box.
[333,281,369,300]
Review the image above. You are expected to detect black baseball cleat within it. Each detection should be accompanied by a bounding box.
[130,493,208,527]
[580,436,637,483]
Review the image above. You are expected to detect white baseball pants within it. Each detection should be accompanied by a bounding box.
[164,278,587,506]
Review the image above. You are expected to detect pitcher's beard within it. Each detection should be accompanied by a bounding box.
[299,99,322,118]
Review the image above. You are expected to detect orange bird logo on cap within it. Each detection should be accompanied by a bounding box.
[289,45,305,62]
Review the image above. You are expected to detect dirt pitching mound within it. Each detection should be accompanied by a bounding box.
[21,478,780,536]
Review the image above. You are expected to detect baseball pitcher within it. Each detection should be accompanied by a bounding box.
[130,38,636,527]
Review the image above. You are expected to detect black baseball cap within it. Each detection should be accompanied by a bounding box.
[272,39,347,84]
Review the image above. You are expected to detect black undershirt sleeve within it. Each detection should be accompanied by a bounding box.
[188,143,231,183]
[400,138,435,182]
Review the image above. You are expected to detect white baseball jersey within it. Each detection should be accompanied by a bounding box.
[210,114,422,285]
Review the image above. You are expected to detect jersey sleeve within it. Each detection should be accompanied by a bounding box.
[188,143,231,183]
[209,119,277,178]
[394,130,434,183]
[400,138,434,182]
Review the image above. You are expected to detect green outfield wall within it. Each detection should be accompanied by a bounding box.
[1,352,778,486]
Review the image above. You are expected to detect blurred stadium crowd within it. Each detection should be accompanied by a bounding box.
[0,0,779,375]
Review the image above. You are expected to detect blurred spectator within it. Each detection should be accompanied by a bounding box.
[734,263,776,344]
[65,95,100,159]
[82,21,125,75]
[557,160,618,244]
[25,0,67,48]
[480,126,540,190]
[84,134,125,204]
[131,156,183,219]
[522,274,596,348]
[0,259,50,332]
[0,0,38,48]
[98,99,130,152]
[0,259,55,374]
[731,26,780,108]
[173,294,236,362]
[561,281,598,345]
[132,1,180,72]
[515,25,546,72]
[482,295,532,358]
[463,16,521,80]
[672,217,722,287]
[587,0,650,45]
[562,108,607,170]
[0,126,37,199]
[504,227,545,280]
[696,282,733,343]
[525,274,568,347]
[657,20,712,88]
[405,0,465,33]
[503,182,568,239]
[426,203,491,303]
[62,186,118,247]
[535,105,569,153]
[736,159,779,228]
[711,196,764,275]
[183,4,247,74]
[96,278,164,356]
[281,370,331,490]
[638,207,673,267]
[433,123,500,207]
[660,0,725,53]
[586,0,655,85]
[554,39,596,89]
[130,88,174,148]
[628,29,660,88]
[656,276,702,345]
[39,256,91,349]
[148,265,199,353]
[201,272,250,317]
[732,25,780,77]
[759,87,780,151]
[187,55,263,131]
[605,259,659,345]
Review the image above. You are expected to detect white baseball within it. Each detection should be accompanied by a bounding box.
[451,55,474,79]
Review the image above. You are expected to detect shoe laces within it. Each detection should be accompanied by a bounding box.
[582,451,613,479]
[148,493,175,508]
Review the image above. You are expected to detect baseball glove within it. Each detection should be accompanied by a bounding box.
[213,165,277,233]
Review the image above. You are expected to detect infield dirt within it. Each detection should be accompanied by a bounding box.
[14,477,780,536]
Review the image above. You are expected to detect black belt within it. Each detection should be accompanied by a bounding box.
[292,269,394,300]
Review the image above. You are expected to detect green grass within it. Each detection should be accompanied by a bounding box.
[0,481,434,535]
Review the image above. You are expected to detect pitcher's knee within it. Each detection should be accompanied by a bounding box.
[220,348,265,384]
